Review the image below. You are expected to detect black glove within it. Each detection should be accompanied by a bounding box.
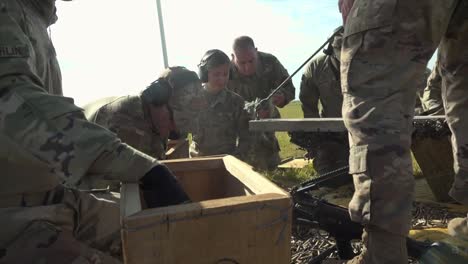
[140,165,191,208]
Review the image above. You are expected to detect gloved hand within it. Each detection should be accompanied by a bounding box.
[140,165,191,208]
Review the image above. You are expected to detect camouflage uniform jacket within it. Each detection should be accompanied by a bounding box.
[228,51,295,118]
[190,87,250,157]
[0,0,62,96]
[0,0,156,196]
[84,95,167,160]
[299,53,342,118]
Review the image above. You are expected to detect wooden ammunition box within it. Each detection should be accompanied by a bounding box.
[411,136,455,202]
[121,155,292,264]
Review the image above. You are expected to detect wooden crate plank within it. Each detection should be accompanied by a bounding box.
[122,194,290,264]
[223,155,288,196]
[175,169,228,202]
[122,156,292,264]
[411,136,455,202]
[252,196,292,263]
[161,156,225,172]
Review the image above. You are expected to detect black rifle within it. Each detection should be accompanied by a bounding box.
[290,169,434,262]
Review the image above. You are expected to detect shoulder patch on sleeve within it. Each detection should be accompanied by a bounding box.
[0,45,29,58]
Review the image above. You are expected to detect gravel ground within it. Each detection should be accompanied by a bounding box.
[290,201,466,263]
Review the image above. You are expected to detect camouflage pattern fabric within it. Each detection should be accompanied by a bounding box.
[421,62,444,115]
[0,186,122,264]
[82,66,202,166]
[228,51,295,104]
[341,0,468,241]
[0,0,62,96]
[162,67,204,136]
[0,84,157,193]
[228,51,294,169]
[242,98,281,170]
[84,96,167,160]
[300,53,343,119]
[299,44,349,175]
[0,0,157,260]
[414,68,432,115]
[190,87,250,158]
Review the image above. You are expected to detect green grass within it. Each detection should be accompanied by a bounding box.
[266,100,315,188]
[277,101,306,160]
[263,163,318,189]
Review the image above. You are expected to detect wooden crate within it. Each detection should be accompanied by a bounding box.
[411,136,455,202]
[121,155,292,264]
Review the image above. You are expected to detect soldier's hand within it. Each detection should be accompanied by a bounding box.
[272,93,286,108]
[140,165,191,208]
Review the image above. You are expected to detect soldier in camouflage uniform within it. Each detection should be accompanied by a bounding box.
[228,36,296,170]
[330,0,468,263]
[190,49,250,158]
[299,30,349,176]
[414,68,432,115]
[83,67,200,161]
[0,1,192,263]
[421,62,444,115]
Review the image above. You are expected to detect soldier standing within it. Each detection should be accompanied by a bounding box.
[299,30,349,175]
[190,49,250,158]
[414,68,432,115]
[326,0,468,263]
[0,1,192,262]
[228,36,296,170]
[421,62,445,115]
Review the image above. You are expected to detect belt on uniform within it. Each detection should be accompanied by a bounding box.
[0,185,65,208]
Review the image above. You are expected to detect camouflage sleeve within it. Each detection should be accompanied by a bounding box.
[422,63,443,114]
[0,3,42,88]
[299,62,320,118]
[272,56,296,105]
[0,8,156,186]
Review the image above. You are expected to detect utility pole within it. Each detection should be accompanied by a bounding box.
[156,0,169,68]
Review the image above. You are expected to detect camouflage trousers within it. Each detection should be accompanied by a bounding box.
[0,186,121,264]
[313,141,349,176]
[342,0,468,236]
[245,132,281,171]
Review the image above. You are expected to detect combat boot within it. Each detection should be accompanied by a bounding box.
[323,226,408,264]
[448,215,468,241]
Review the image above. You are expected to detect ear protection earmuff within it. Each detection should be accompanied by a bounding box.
[141,78,172,106]
[197,49,230,83]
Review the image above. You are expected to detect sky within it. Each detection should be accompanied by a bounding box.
[52,0,435,107]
